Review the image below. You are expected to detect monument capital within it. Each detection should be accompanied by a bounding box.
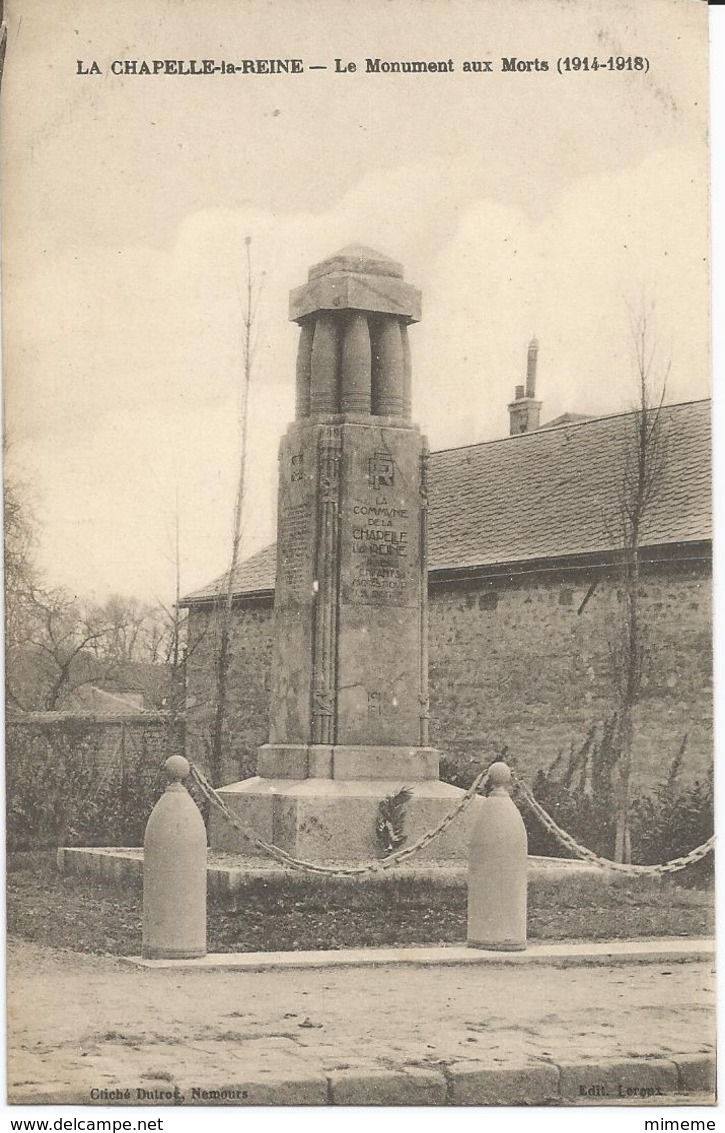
[289,244,421,324]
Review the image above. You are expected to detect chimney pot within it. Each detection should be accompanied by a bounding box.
[508,338,542,436]
[526,337,539,399]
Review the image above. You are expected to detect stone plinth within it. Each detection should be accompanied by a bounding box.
[209,247,469,864]
[211,778,479,862]
[257,745,440,781]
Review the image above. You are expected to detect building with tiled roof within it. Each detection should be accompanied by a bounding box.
[184,398,710,604]
[182,396,711,790]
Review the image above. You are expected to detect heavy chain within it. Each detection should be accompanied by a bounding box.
[188,761,713,878]
[189,762,486,877]
[512,771,714,875]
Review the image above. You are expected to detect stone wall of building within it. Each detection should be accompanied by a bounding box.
[185,555,712,788]
[428,559,712,787]
[186,603,274,784]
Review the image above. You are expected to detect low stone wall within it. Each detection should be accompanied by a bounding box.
[6,713,185,850]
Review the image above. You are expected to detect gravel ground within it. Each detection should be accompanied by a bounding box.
[7,938,716,1105]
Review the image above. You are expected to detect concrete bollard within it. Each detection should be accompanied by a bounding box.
[142,755,207,959]
[467,761,528,951]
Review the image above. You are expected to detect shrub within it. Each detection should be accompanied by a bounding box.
[6,716,188,850]
[440,722,714,882]
[629,747,714,883]
[439,743,510,792]
[520,721,618,859]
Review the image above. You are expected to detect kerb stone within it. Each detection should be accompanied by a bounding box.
[328,1067,446,1105]
[447,1060,560,1105]
[672,1053,716,1095]
[178,1073,328,1106]
[557,1058,678,1102]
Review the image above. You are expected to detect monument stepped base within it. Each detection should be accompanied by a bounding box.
[56,845,603,897]
[209,776,480,862]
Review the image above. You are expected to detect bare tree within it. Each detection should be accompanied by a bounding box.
[94,595,157,663]
[0,2,7,89]
[5,460,191,714]
[5,478,154,706]
[610,302,670,862]
[209,236,262,784]
[4,472,40,655]
[14,586,120,711]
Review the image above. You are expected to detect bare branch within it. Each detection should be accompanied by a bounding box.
[209,234,259,784]
[610,296,672,862]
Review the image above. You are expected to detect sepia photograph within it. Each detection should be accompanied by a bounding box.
[1,0,717,1120]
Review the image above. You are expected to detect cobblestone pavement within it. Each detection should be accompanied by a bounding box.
[7,939,715,1105]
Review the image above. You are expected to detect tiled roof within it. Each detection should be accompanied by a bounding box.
[428,399,710,571]
[183,399,710,603]
[184,543,278,603]
[539,412,595,429]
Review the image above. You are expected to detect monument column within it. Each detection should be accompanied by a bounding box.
[211,246,475,863]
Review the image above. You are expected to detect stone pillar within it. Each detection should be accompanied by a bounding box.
[211,245,477,863]
[310,313,339,415]
[295,320,314,419]
[401,323,413,419]
[372,317,405,417]
[341,312,372,414]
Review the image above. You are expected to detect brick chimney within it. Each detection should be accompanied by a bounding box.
[508,337,542,435]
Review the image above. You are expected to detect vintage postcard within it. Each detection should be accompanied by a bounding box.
[2,0,716,1123]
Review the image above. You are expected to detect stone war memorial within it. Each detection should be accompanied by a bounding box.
[210,245,477,863]
[21,243,717,1107]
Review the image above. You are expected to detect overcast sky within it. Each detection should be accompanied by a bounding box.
[2,0,712,605]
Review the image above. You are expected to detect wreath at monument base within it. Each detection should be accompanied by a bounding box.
[375,786,413,856]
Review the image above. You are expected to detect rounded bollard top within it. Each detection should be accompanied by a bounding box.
[165,755,190,784]
[487,761,512,794]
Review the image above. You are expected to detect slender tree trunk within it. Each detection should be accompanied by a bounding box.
[614,711,632,863]
[615,522,640,863]
[167,489,186,757]
[612,305,668,862]
[172,488,181,674]
[210,237,255,786]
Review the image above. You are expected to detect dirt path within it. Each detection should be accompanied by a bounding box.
[7,939,715,1104]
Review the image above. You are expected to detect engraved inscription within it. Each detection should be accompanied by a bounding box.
[278,500,309,590]
[367,690,382,718]
[347,489,416,604]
